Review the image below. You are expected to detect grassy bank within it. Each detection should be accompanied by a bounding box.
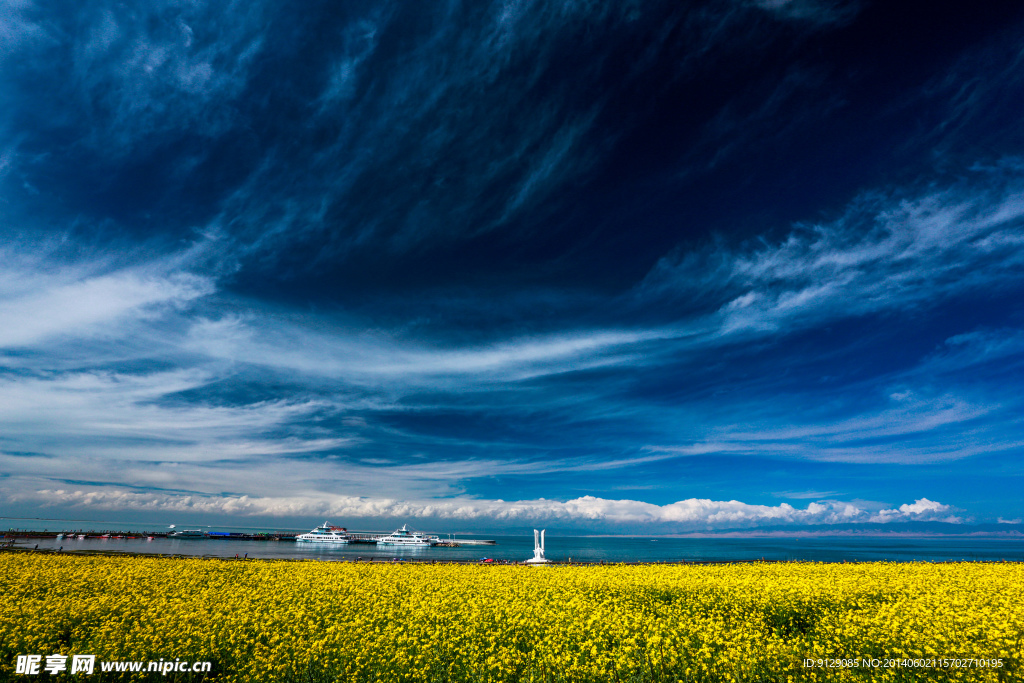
[1,554,1020,682]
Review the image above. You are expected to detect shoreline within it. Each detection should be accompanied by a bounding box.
[3,545,1020,566]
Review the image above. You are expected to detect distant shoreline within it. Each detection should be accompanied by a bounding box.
[3,546,1020,567]
[576,530,1024,539]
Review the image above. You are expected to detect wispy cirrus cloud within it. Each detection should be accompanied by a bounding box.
[751,0,861,26]
[646,358,1024,465]
[180,168,1024,393]
[209,3,626,262]
[773,490,840,499]
[1,1,1022,530]
[0,251,212,348]
[1,431,682,507]
[202,0,856,270]
[183,314,671,386]
[2,167,1021,517]
[5,1,267,153]
[642,171,1024,337]
[0,369,339,462]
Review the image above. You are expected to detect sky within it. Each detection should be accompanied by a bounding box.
[1,0,1022,534]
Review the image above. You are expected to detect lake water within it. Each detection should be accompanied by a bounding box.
[5,519,1023,563]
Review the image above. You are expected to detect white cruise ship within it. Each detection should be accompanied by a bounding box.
[168,529,206,538]
[376,524,439,547]
[296,522,350,544]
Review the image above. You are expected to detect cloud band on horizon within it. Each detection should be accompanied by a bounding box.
[15,488,962,529]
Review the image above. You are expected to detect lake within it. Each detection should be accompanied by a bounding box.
[6,519,1022,564]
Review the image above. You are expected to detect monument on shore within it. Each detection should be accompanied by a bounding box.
[525,528,551,564]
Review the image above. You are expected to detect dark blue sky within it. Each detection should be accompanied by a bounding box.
[1,0,1022,532]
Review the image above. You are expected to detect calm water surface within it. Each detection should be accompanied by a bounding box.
[5,519,1022,563]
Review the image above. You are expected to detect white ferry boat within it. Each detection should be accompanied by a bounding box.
[376,524,439,547]
[296,522,350,544]
[168,529,206,538]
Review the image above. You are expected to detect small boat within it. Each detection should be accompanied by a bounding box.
[77,534,85,539]
[296,522,350,544]
[55,533,64,540]
[376,525,438,547]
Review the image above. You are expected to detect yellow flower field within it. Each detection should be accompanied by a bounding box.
[0,554,1020,682]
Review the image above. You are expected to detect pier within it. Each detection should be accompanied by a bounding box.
[319,532,496,545]
[2,529,495,545]
[345,533,386,544]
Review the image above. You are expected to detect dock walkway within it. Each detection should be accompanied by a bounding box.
[345,533,386,544]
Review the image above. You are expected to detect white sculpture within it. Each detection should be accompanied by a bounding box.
[525,528,551,564]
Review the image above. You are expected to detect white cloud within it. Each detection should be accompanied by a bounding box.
[0,264,211,348]
[870,498,962,524]
[12,488,960,529]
